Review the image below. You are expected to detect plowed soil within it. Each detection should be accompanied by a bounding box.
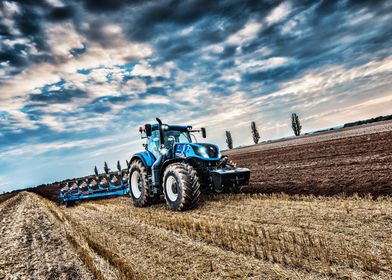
[226,120,392,196]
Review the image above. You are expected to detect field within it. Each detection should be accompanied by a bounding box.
[1,121,392,279]
[226,120,392,196]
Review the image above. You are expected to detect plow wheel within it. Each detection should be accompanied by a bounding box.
[65,200,75,207]
[163,163,201,211]
[128,160,158,207]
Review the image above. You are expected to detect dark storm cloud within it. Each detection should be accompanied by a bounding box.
[0,1,48,65]
[46,6,75,21]
[70,43,87,57]
[83,102,112,114]
[121,0,273,42]
[15,8,42,37]
[221,0,392,87]
[77,0,149,12]
[12,0,49,7]
[145,87,166,95]
[219,45,237,59]
[0,45,28,67]
[2,0,388,90]
[29,88,88,104]
[0,22,12,36]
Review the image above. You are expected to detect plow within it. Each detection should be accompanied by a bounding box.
[59,162,129,207]
[59,118,250,210]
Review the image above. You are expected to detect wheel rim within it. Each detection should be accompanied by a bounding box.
[165,175,179,202]
[131,171,142,198]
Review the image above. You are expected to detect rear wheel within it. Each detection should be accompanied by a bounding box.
[128,160,157,207]
[163,162,201,211]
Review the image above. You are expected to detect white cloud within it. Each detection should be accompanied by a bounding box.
[179,26,194,36]
[266,2,291,25]
[226,19,263,45]
[47,23,85,58]
[46,0,64,7]
[123,78,147,94]
[237,56,290,73]
[2,1,20,15]
[46,84,61,91]
[89,68,111,84]
[131,61,173,78]
[141,95,170,105]
[265,55,392,100]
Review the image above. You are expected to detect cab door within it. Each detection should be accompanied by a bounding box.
[147,130,160,160]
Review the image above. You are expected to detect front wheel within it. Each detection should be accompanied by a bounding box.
[128,160,158,207]
[163,163,201,211]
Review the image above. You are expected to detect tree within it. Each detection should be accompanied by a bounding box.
[117,160,122,172]
[225,130,233,149]
[251,121,260,144]
[94,166,99,177]
[104,161,110,174]
[291,113,302,136]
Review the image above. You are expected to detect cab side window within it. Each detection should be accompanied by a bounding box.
[147,130,160,159]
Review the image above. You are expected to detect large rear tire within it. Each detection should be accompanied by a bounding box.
[128,160,157,207]
[163,162,201,211]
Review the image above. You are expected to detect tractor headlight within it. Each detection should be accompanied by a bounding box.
[198,147,209,159]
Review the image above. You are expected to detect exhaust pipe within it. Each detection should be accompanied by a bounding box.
[156,118,164,149]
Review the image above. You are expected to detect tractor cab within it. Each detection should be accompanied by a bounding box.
[145,124,194,159]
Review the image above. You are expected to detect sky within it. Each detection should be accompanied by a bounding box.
[0,0,391,192]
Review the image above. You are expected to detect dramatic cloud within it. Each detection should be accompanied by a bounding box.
[0,0,391,191]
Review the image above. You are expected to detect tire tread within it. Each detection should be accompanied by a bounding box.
[163,162,200,211]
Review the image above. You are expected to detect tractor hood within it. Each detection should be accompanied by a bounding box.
[174,143,221,160]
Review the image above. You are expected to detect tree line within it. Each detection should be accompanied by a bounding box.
[225,113,302,149]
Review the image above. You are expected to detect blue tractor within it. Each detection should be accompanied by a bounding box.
[128,118,251,211]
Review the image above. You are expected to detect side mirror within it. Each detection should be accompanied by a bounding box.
[145,124,152,137]
[201,127,206,138]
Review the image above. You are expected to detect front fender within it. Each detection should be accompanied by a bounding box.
[130,151,156,171]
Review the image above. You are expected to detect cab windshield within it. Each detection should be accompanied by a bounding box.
[164,130,192,147]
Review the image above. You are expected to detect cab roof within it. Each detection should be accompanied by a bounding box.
[150,123,191,131]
